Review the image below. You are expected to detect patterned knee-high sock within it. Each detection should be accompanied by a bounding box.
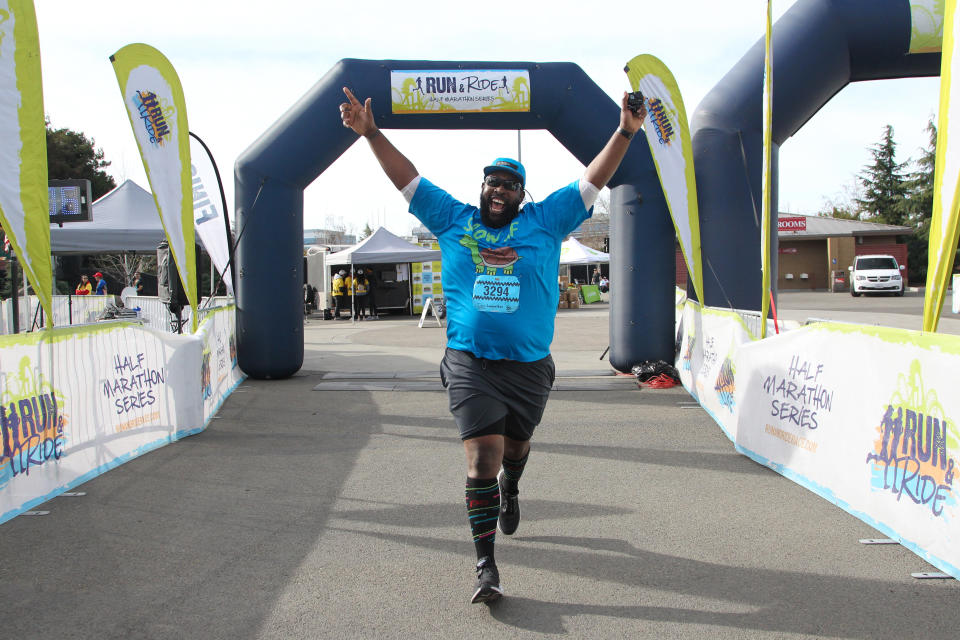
[465,476,499,561]
[501,451,529,495]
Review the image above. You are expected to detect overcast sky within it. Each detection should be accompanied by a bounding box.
[35,1,941,238]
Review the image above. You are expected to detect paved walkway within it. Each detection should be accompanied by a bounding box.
[2,302,958,639]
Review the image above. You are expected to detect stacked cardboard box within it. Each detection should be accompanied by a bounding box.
[561,288,580,309]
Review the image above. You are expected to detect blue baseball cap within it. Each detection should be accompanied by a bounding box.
[483,157,525,186]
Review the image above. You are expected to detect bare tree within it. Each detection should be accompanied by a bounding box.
[322,215,356,244]
[565,188,610,251]
[818,177,864,220]
[92,253,157,290]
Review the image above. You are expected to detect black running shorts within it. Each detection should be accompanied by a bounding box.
[439,347,556,441]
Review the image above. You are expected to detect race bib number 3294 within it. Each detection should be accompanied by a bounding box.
[472,275,520,313]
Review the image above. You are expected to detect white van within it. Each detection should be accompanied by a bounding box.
[848,254,905,297]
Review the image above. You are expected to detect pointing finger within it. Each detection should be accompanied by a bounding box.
[343,86,360,105]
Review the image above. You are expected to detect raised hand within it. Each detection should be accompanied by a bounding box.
[340,87,378,138]
[620,92,646,133]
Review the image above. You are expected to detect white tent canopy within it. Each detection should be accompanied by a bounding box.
[326,226,440,265]
[49,180,167,254]
[559,237,609,264]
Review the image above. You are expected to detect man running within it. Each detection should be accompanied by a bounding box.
[339,86,644,604]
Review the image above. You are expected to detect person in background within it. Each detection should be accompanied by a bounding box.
[364,266,379,319]
[75,274,92,296]
[591,267,602,285]
[331,270,348,319]
[599,275,609,293]
[345,270,354,317]
[353,268,370,320]
[133,271,144,295]
[94,272,108,295]
[304,282,314,315]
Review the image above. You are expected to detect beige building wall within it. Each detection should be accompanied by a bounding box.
[676,232,906,290]
[828,237,856,291]
[778,240,827,290]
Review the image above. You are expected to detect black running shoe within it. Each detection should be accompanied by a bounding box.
[471,556,503,604]
[497,469,520,536]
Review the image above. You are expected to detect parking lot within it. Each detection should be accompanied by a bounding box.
[775,288,960,335]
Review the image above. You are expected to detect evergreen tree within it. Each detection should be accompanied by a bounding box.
[46,119,117,199]
[905,118,936,283]
[855,125,909,225]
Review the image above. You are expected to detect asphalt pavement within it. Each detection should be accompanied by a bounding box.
[775,287,960,334]
[2,296,958,639]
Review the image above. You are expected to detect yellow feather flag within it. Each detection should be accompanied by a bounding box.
[0,0,53,325]
[760,0,774,338]
[923,0,960,332]
[111,44,198,328]
[624,54,704,305]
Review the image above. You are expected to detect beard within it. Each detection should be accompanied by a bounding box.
[479,188,521,228]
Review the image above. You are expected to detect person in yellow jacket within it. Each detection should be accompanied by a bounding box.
[75,274,93,295]
[331,269,349,319]
[353,268,370,320]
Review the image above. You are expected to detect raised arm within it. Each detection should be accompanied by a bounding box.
[582,92,646,190]
[340,87,419,190]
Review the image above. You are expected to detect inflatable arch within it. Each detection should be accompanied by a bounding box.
[235,0,943,380]
[692,0,941,309]
[235,59,677,379]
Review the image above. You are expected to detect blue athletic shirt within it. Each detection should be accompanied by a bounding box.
[409,178,591,362]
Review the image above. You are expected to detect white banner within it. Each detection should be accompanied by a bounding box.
[0,322,200,520]
[196,305,243,420]
[390,69,530,113]
[0,305,244,523]
[189,136,233,295]
[678,301,960,578]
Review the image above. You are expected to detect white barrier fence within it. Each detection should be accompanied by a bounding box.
[0,305,244,523]
[125,296,233,333]
[0,295,112,333]
[679,300,960,579]
[0,295,233,334]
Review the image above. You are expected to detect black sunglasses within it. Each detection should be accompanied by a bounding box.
[484,175,523,192]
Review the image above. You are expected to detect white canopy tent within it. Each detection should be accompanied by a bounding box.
[559,236,609,288]
[325,227,441,320]
[49,180,166,254]
[559,236,610,264]
[325,226,440,265]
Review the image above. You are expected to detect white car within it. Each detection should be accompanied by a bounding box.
[849,254,905,297]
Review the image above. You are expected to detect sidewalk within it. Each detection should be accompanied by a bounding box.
[2,306,958,639]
